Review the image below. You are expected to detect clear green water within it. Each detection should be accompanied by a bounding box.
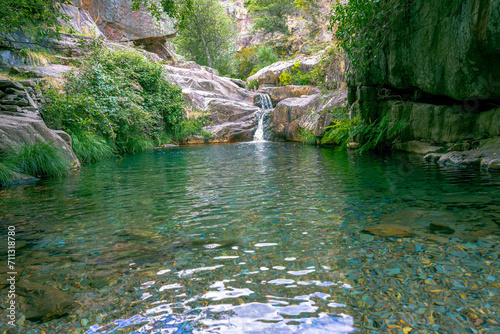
[1,142,499,333]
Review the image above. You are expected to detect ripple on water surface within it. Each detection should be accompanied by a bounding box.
[0,142,499,333]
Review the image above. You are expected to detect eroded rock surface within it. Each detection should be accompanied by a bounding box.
[0,79,79,166]
[247,52,323,87]
[271,89,347,141]
[260,85,321,106]
[164,65,261,143]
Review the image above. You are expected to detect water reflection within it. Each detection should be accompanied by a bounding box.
[0,142,499,333]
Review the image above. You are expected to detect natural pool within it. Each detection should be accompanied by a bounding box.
[0,142,499,333]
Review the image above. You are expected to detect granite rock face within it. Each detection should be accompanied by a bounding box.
[259,85,321,107]
[351,0,500,101]
[72,0,177,59]
[0,80,79,166]
[163,65,261,143]
[271,89,347,141]
[348,0,500,164]
[247,52,323,87]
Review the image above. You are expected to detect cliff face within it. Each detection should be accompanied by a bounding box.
[352,0,500,101]
[349,0,500,161]
[72,0,177,59]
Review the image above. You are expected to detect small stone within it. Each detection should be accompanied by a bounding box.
[428,223,455,235]
[363,224,413,238]
[359,233,375,242]
[80,318,88,327]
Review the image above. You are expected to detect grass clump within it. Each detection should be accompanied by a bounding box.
[9,142,70,177]
[0,162,17,186]
[71,132,114,162]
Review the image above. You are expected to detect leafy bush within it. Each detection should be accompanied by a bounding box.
[171,114,211,144]
[278,71,293,86]
[299,128,317,145]
[9,142,70,177]
[330,0,412,74]
[43,44,185,155]
[234,45,279,80]
[278,60,313,86]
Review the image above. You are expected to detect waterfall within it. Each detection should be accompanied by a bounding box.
[253,94,273,142]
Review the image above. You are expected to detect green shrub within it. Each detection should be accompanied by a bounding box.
[279,71,293,86]
[171,115,211,144]
[234,45,279,80]
[71,132,114,162]
[9,142,70,177]
[43,44,185,156]
[246,80,259,91]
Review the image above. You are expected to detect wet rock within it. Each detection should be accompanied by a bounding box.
[17,282,74,322]
[271,89,347,141]
[423,153,443,162]
[393,141,442,154]
[429,223,455,235]
[363,224,413,238]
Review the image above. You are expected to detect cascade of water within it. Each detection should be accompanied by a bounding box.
[253,94,273,142]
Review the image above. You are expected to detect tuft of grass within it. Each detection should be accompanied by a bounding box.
[119,137,156,154]
[72,132,114,162]
[9,142,70,177]
[0,162,17,186]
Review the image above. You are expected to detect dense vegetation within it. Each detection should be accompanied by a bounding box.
[42,42,187,162]
[0,0,67,38]
[330,0,411,73]
[174,0,237,74]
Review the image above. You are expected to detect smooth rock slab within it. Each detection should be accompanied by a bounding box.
[17,282,74,322]
[362,224,414,238]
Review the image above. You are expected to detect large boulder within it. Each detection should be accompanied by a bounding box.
[72,0,176,41]
[259,85,321,106]
[164,65,255,109]
[163,65,261,143]
[247,52,323,87]
[271,89,347,141]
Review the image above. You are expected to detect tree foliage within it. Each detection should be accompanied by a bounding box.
[245,0,297,35]
[0,0,67,38]
[330,0,412,74]
[174,0,237,74]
